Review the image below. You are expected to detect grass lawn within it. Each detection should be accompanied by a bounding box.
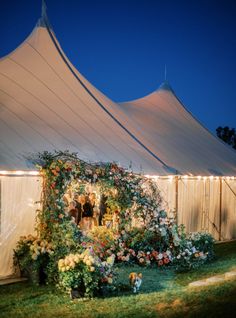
[0,241,236,318]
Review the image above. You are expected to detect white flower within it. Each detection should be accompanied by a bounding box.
[158,253,163,260]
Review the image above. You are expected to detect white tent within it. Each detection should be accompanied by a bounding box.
[118,82,236,176]
[1,10,236,277]
[118,82,236,242]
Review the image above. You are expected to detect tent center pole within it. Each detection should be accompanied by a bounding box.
[175,176,179,225]
[219,177,222,241]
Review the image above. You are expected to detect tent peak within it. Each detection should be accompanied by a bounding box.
[37,0,48,28]
[157,80,174,93]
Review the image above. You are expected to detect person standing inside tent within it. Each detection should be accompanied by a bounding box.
[68,201,79,224]
[89,192,98,227]
[73,193,82,225]
[99,194,107,226]
[80,195,94,231]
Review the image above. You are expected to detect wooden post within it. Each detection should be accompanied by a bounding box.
[0,178,1,233]
[219,177,222,241]
[175,176,178,225]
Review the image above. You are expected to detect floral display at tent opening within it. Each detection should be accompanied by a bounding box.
[13,151,215,297]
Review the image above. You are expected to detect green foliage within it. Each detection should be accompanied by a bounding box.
[14,150,215,298]
[58,250,115,298]
[2,241,236,318]
[171,229,215,272]
[13,235,53,284]
[216,126,236,149]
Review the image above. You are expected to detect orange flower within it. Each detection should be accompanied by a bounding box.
[51,169,58,176]
[163,257,169,264]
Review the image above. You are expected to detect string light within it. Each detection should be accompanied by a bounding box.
[168,175,173,182]
[0,170,40,176]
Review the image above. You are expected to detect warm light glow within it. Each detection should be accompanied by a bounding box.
[203,176,207,181]
[183,175,189,179]
[197,176,202,180]
[0,171,8,175]
[168,175,173,182]
[0,170,40,176]
[28,171,40,175]
[15,171,25,175]
[209,176,214,180]
[144,175,160,180]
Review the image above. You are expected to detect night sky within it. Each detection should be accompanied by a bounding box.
[0,0,236,133]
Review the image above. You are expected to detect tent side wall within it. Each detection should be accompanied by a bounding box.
[156,176,236,240]
[1,174,235,278]
[0,175,42,278]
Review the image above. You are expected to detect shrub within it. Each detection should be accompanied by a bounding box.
[13,235,53,284]
[58,249,116,298]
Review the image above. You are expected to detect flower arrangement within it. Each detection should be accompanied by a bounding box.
[13,235,53,284]
[170,226,215,271]
[13,151,215,297]
[58,248,116,298]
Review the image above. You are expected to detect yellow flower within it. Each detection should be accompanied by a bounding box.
[74,255,80,263]
[64,259,69,266]
[107,277,113,284]
[32,254,38,260]
[70,261,75,269]
[58,259,65,267]
[90,266,95,272]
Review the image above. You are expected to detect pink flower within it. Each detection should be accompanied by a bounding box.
[158,260,164,266]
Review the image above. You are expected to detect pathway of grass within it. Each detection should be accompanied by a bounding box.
[0,241,235,318]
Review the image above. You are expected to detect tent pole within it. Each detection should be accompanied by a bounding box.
[175,176,179,225]
[219,177,222,241]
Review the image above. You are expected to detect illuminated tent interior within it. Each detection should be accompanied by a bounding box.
[0,8,236,277]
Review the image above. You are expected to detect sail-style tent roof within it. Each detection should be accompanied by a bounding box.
[0,16,169,175]
[0,13,236,175]
[118,82,236,176]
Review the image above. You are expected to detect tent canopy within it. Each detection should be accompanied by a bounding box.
[118,82,236,176]
[0,14,236,176]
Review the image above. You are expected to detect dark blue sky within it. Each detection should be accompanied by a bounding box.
[0,0,236,133]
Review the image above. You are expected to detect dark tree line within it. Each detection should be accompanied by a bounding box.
[216,126,236,149]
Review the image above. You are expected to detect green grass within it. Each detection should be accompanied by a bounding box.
[0,241,236,318]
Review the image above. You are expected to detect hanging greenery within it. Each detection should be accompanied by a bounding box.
[33,150,163,240]
[13,151,215,297]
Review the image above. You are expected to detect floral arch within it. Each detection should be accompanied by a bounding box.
[35,151,163,239]
[14,151,214,298]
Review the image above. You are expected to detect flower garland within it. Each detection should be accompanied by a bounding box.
[33,150,163,240]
